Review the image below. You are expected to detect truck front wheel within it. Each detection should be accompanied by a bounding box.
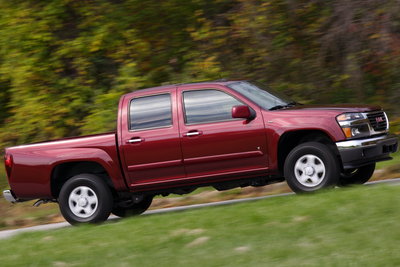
[112,196,153,217]
[58,174,113,225]
[338,163,376,186]
[284,142,339,193]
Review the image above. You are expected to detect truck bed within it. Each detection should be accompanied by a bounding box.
[5,132,127,199]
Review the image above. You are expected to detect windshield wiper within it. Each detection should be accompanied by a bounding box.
[269,105,286,110]
[269,101,298,110]
[287,101,298,106]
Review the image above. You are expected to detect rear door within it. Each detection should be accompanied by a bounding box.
[177,85,269,179]
[119,88,185,187]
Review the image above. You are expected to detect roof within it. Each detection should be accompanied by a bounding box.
[132,80,239,94]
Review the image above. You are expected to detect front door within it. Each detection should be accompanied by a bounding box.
[177,85,268,179]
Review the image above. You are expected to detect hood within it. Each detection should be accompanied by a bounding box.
[284,104,381,113]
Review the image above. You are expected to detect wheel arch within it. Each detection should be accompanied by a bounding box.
[277,129,340,174]
[51,161,116,198]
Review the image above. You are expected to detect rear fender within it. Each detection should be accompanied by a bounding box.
[9,148,127,199]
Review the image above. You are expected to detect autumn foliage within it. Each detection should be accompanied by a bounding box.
[0,0,399,147]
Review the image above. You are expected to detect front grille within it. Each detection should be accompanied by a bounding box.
[367,111,387,132]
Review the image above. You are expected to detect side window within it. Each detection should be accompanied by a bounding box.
[129,94,172,130]
[183,89,243,124]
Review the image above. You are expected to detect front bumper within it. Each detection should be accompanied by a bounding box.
[336,134,398,169]
[2,190,18,203]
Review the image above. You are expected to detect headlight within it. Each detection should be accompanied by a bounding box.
[336,113,364,121]
[336,113,370,139]
[340,124,370,138]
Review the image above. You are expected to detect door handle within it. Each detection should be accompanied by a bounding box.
[127,137,144,144]
[184,130,202,137]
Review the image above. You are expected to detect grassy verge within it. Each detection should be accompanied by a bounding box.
[377,150,400,169]
[0,184,399,266]
[0,164,7,191]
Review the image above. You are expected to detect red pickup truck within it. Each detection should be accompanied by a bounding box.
[3,81,398,224]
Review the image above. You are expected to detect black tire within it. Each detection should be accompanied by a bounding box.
[58,173,113,225]
[284,142,339,193]
[112,196,153,218]
[338,163,376,186]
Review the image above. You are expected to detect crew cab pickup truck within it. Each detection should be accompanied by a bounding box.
[3,81,398,224]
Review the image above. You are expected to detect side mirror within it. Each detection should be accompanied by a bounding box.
[232,105,255,120]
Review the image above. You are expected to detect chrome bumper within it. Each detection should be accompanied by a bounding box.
[3,190,17,203]
[336,134,398,169]
[336,134,398,150]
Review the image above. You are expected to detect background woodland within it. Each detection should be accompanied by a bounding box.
[0,0,399,148]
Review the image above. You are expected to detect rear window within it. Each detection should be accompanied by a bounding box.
[129,94,172,130]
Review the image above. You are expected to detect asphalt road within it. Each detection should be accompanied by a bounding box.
[1,178,399,240]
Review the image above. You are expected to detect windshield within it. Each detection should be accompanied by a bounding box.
[228,81,294,110]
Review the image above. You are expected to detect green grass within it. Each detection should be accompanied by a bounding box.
[0,164,7,191]
[377,150,400,169]
[0,185,400,266]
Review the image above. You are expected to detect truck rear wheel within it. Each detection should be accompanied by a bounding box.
[338,163,376,186]
[112,196,153,217]
[284,142,339,193]
[58,174,113,225]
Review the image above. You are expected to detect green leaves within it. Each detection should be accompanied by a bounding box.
[0,0,398,147]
